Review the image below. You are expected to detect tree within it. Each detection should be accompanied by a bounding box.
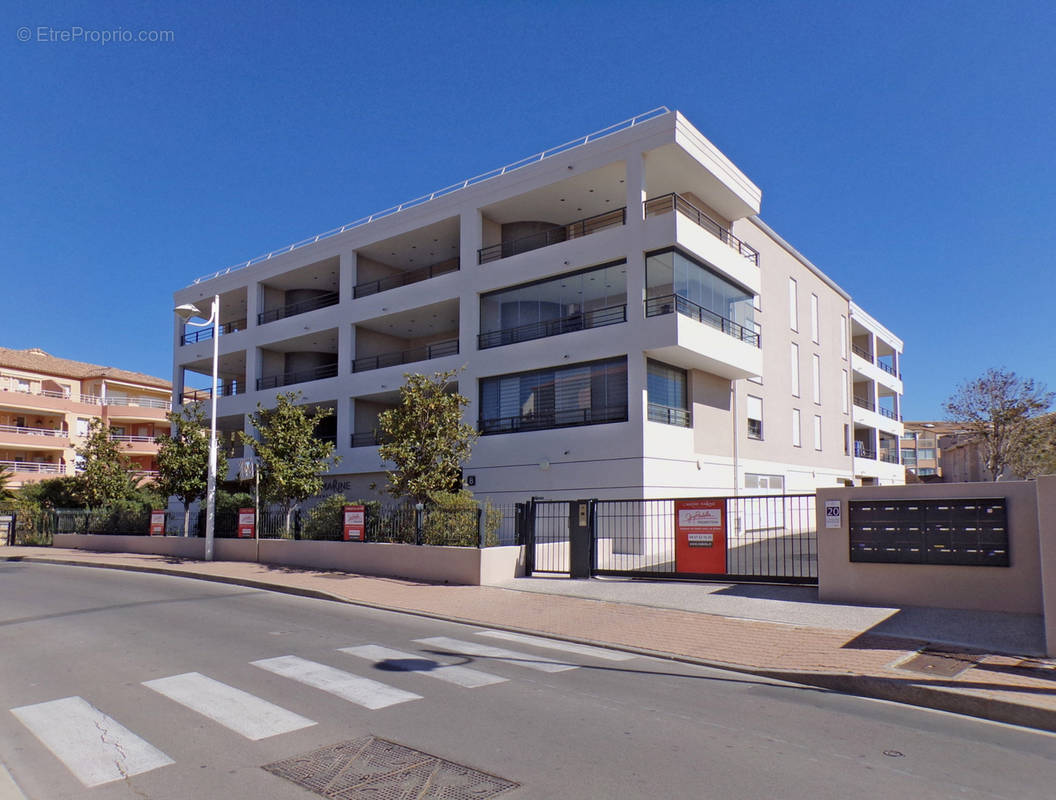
[156,402,226,536]
[75,419,137,507]
[240,392,340,535]
[1008,413,1056,480]
[377,369,478,505]
[0,463,14,509]
[943,368,1054,481]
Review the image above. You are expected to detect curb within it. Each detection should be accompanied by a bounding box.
[6,553,1055,734]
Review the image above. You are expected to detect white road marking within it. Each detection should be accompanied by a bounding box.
[415,637,578,673]
[339,644,508,688]
[477,630,636,661]
[10,696,174,788]
[251,656,421,709]
[142,672,316,740]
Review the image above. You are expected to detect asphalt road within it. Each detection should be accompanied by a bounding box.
[0,562,1053,800]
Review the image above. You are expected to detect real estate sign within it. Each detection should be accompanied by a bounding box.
[149,510,165,536]
[674,499,726,574]
[237,508,255,539]
[343,505,365,541]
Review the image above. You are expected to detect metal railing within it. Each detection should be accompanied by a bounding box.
[480,404,627,435]
[351,430,388,448]
[109,434,157,443]
[854,443,876,459]
[256,362,338,391]
[0,460,65,474]
[645,294,760,347]
[352,339,459,373]
[181,318,248,345]
[647,402,691,427]
[478,207,626,264]
[877,406,900,421]
[353,258,460,298]
[192,107,670,285]
[257,291,339,325]
[853,395,875,412]
[0,424,67,438]
[0,382,70,400]
[643,193,760,265]
[185,381,246,403]
[478,304,626,349]
[879,450,900,464]
[102,396,172,411]
[851,344,873,362]
[877,360,899,377]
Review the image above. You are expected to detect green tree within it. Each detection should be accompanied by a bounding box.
[943,368,1054,481]
[377,369,478,505]
[240,392,340,535]
[0,463,14,510]
[17,476,82,510]
[75,419,136,507]
[156,402,226,536]
[1008,413,1056,479]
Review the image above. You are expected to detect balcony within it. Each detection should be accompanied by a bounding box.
[185,380,247,403]
[181,318,248,345]
[479,404,628,435]
[353,257,459,299]
[257,291,339,325]
[853,395,901,421]
[879,450,900,465]
[351,430,393,448]
[1,460,65,475]
[110,434,157,444]
[352,339,459,373]
[103,396,173,412]
[643,295,762,380]
[478,208,626,264]
[644,194,758,265]
[478,304,626,350]
[646,295,759,346]
[0,424,67,439]
[256,362,338,391]
[853,443,876,460]
[647,403,691,427]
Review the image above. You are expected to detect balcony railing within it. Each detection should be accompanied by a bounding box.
[877,360,899,377]
[647,402,691,427]
[133,470,160,479]
[853,443,876,459]
[478,304,626,350]
[877,406,900,421]
[645,294,760,347]
[644,193,760,265]
[351,430,392,448]
[477,207,626,264]
[1,460,65,474]
[257,291,339,325]
[0,424,67,438]
[352,339,459,373]
[853,395,900,421]
[851,344,873,363]
[256,362,339,391]
[185,381,246,403]
[480,404,628,435]
[353,257,459,298]
[110,434,157,443]
[879,450,900,464]
[181,318,248,345]
[0,382,70,400]
[103,396,172,411]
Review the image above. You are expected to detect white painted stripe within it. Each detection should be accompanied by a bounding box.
[477,630,635,661]
[142,672,316,740]
[10,696,174,788]
[415,637,577,673]
[251,656,421,709]
[339,645,508,688]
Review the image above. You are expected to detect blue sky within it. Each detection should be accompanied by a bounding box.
[2,0,1053,419]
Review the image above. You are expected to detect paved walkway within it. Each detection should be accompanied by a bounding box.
[3,546,1054,733]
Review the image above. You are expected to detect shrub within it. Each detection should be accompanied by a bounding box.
[422,491,500,547]
[302,495,384,541]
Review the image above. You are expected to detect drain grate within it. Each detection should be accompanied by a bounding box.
[262,736,519,799]
[897,647,981,678]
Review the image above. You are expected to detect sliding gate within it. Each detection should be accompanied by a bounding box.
[524,495,817,583]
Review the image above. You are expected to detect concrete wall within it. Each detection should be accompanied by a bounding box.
[1036,475,1056,659]
[52,534,525,586]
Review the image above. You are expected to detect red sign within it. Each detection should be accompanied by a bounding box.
[237,508,256,539]
[149,510,165,536]
[343,505,365,541]
[674,499,726,574]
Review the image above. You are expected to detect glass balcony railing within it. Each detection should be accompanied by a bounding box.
[643,193,759,265]
[645,294,760,347]
[478,304,626,350]
[352,339,459,373]
[477,208,626,264]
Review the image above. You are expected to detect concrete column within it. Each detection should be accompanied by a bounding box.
[460,209,483,272]
[245,281,260,330]
[339,251,356,305]
[625,151,647,226]
[1036,474,1056,656]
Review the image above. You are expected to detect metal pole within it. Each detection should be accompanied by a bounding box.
[205,294,219,562]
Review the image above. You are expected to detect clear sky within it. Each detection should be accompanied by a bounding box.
[2,0,1054,419]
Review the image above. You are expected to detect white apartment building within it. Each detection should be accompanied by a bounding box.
[172,108,906,503]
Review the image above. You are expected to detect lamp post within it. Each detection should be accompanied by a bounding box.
[175,296,220,561]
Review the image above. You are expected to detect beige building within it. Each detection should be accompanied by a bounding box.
[0,347,173,488]
[900,421,964,479]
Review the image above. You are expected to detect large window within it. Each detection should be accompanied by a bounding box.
[645,248,756,332]
[647,360,690,427]
[479,357,627,435]
[479,261,627,349]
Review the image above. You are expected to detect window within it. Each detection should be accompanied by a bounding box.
[76,418,90,437]
[479,357,627,434]
[917,468,937,476]
[843,424,850,455]
[645,248,756,334]
[810,294,819,343]
[16,379,29,393]
[745,473,784,491]
[747,395,763,440]
[840,314,847,359]
[902,450,918,466]
[792,409,801,447]
[790,343,800,396]
[814,415,823,450]
[901,431,917,443]
[647,360,690,427]
[918,448,937,460]
[841,370,849,413]
[789,277,798,331]
[812,354,821,404]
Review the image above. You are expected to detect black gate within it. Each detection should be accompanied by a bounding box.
[525,494,817,584]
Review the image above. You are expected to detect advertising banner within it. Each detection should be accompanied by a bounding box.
[237,508,256,539]
[674,499,726,574]
[343,505,366,541]
[149,510,165,536]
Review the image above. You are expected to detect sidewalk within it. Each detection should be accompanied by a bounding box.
[3,546,1055,733]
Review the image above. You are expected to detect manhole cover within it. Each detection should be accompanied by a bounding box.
[263,736,518,799]
[897,648,980,678]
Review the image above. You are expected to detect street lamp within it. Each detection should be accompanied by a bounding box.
[175,296,220,561]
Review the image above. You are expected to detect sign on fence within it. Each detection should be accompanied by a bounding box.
[343,505,365,541]
[824,500,842,529]
[674,499,726,574]
[149,510,166,536]
[237,508,256,539]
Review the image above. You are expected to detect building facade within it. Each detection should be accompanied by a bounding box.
[0,348,172,488]
[172,109,905,503]
[900,421,962,480]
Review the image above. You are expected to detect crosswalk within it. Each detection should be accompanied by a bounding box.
[6,631,638,789]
